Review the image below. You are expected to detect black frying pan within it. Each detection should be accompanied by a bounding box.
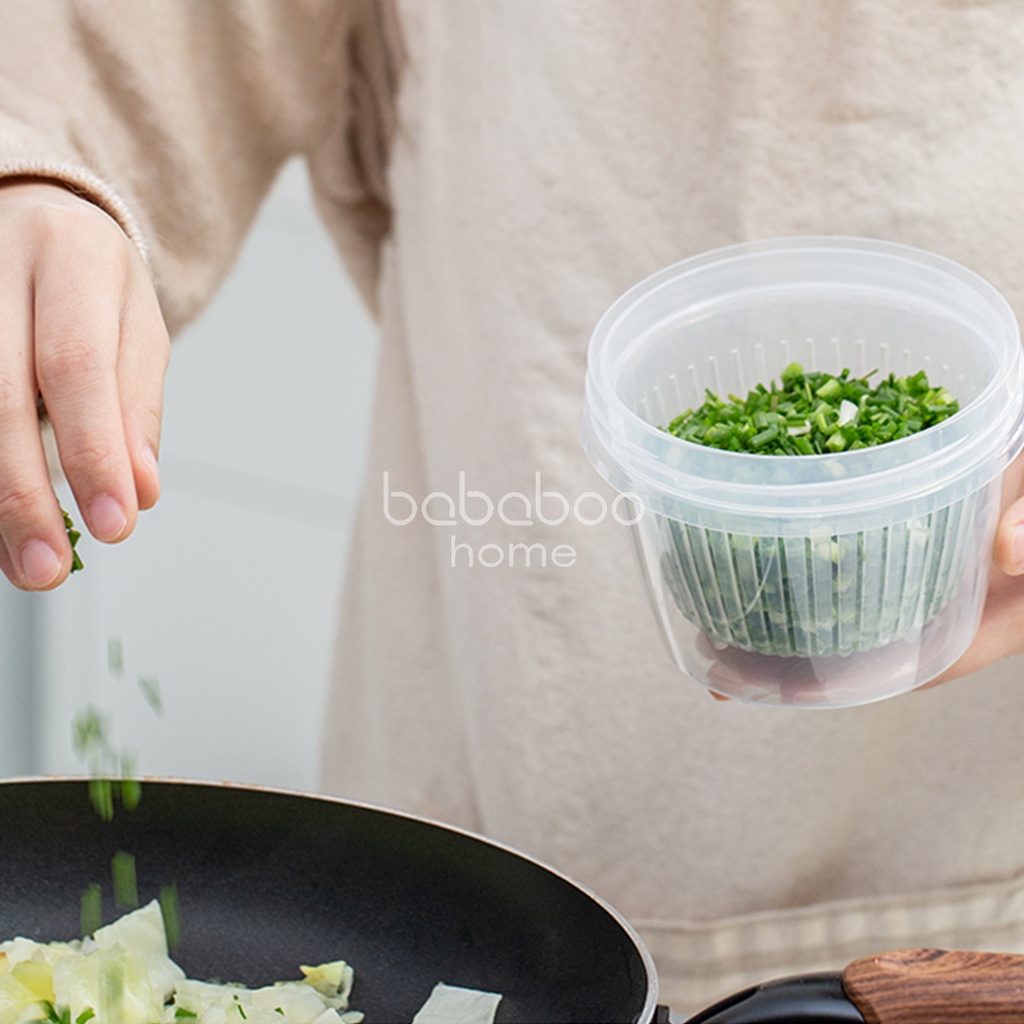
[4,780,1023,1024]
[0,779,659,1024]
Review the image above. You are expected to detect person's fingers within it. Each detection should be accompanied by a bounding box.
[990,448,1024,575]
[118,268,169,513]
[927,568,1024,685]
[34,230,138,545]
[0,179,169,590]
[0,275,72,588]
[993,491,1024,577]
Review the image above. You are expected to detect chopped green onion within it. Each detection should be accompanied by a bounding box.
[107,637,125,676]
[80,883,103,938]
[119,752,142,812]
[61,508,83,573]
[40,1001,70,1024]
[111,851,139,910]
[663,364,959,455]
[815,377,842,401]
[120,776,142,812]
[88,778,114,823]
[160,883,182,953]
[72,708,108,763]
[136,675,163,716]
[72,708,144,818]
[658,363,969,660]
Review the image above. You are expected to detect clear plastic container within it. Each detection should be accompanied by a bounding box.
[583,237,1024,707]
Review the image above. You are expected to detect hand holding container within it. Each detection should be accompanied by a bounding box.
[583,237,1024,707]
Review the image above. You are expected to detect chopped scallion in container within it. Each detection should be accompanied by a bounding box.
[663,363,959,454]
[656,363,971,659]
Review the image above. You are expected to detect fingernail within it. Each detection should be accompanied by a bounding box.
[141,444,161,493]
[88,494,128,541]
[1013,524,1024,574]
[20,539,62,588]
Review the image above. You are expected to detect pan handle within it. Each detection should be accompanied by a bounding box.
[842,948,1024,1023]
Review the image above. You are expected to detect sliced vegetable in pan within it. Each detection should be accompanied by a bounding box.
[0,902,502,1024]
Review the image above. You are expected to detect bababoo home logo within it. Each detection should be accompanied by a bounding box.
[383,471,644,568]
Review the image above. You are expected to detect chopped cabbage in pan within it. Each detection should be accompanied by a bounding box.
[0,902,501,1024]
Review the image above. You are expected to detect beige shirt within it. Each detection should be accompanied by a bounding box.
[5,1,1024,1013]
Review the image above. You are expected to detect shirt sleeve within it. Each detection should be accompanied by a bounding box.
[0,0,395,333]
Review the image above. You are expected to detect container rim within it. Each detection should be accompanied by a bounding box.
[584,235,1024,516]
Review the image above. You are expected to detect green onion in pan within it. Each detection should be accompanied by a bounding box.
[80,883,103,939]
[160,883,182,953]
[112,851,139,910]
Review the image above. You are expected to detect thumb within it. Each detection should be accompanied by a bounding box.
[993,490,1024,576]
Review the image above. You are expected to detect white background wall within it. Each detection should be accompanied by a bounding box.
[0,159,378,791]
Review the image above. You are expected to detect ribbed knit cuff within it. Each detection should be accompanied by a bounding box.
[0,158,148,262]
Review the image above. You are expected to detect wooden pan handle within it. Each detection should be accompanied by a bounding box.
[842,948,1024,1023]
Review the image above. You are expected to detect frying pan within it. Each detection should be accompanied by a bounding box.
[0,778,659,1023]
[2,779,1022,1023]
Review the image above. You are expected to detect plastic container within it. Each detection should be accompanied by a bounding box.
[583,237,1024,707]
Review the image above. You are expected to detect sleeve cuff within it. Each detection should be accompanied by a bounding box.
[0,158,149,263]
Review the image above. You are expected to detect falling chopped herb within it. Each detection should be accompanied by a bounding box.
[87,777,115,823]
[75,1010,96,1024]
[136,674,163,716]
[663,363,959,454]
[120,777,143,811]
[80,883,103,938]
[72,707,109,764]
[69,646,171,978]
[112,851,139,910]
[174,1012,198,1020]
[119,752,142,811]
[107,637,125,676]
[72,709,142,818]
[160,883,182,953]
[61,508,83,573]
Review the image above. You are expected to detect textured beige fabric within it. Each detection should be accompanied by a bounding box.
[5,1,1024,1015]
[0,0,391,329]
